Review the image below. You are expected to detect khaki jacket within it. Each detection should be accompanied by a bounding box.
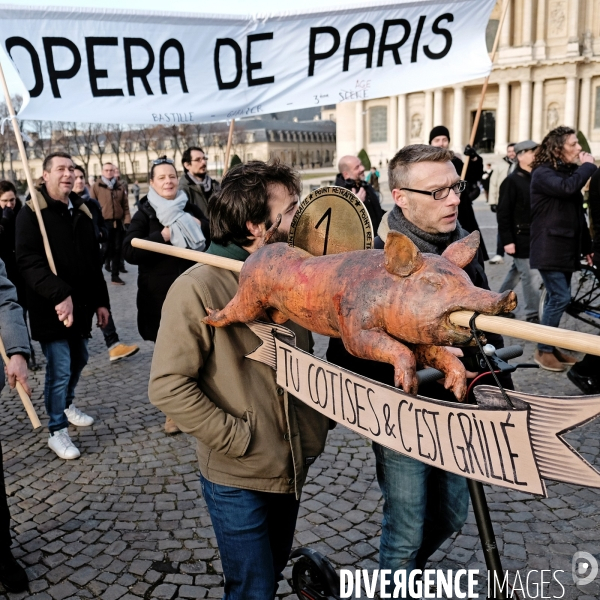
[149,263,330,498]
[91,180,131,224]
[178,174,220,217]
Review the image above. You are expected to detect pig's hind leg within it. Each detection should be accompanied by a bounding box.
[413,345,467,401]
[340,328,418,395]
[203,295,267,328]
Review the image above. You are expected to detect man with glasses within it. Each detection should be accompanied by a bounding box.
[179,147,221,217]
[327,145,507,597]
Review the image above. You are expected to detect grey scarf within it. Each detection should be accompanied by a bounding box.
[101,176,116,190]
[147,187,206,251]
[188,172,213,194]
[387,206,467,256]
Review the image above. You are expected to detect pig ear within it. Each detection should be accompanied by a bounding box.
[384,231,424,277]
[441,231,480,268]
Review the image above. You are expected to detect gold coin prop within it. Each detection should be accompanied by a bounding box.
[288,186,374,256]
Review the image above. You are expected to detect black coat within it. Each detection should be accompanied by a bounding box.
[15,185,110,342]
[123,196,209,342]
[496,165,533,259]
[588,169,600,261]
[0,201,26,306]
[451,155,488,261]
[326,233,506,402]
[334,174,384,233]
[530,162,597,272]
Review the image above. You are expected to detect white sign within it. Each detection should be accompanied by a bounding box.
[0,0,495,124]
[246,321,600,497]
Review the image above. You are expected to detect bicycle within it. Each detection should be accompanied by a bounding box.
[538,264,600,334]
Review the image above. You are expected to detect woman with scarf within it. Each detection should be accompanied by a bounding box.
[123,157,209,432]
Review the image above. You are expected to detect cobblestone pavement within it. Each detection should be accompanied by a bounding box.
[1,199,599,599]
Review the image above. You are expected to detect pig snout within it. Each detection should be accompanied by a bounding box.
[458,288,518,316]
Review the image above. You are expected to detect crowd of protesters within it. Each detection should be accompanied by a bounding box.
[0,125,598,595]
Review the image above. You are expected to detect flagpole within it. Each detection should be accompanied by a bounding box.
[223,119,235,177]
[0,62,57,274]
[461,0,511,179]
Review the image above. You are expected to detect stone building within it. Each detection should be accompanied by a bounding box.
[336,0,600,162]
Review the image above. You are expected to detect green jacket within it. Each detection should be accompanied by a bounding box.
[178,173,219,216]
[148,245,329,497]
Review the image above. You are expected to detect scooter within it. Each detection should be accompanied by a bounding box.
[290,344,533,600]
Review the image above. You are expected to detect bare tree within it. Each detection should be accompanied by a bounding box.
[162,125,186,164]
[123,127,140,181]
[91,124,109,168]
[65,122,94,174]
[107,124,126,177]
[136,126,156,179]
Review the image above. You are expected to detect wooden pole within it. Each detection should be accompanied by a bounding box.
[223,119,235,177]
[0,336,41,429]
[0,62,57,274]
[461,0,511,179]
[131,238,600,357]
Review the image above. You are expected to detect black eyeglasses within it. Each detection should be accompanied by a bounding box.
[400,180,467,201]
[152,157,174,166]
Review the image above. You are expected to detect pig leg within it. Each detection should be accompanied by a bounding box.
[340,328,418,395]
[203,297,267,328]
[413,345,467,401]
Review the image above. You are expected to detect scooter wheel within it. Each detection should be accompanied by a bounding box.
[292,556,332,600]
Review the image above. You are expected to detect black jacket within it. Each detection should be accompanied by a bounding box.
[496,165,533,259]
[0,201,26,306]
[588,169,600,261]
[326,231,506,402]
[15,185,110,342]
[530,162,597,272]
[334,174,384,233]
[123,196,209,342]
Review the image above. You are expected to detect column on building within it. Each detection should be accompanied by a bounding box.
[495,81,510,153]
[424,90,434,143]
[567,0,580,56]
[452,85,464,153]
[564,76,578,128]
[433,88,444,126]
[531,79,544,142]
[397,94,407,150]
[518,79,532,141]
[534,0,546,59]
[388,95,398,155]
[355,100,364,152]
[579,77,592,138]
[522,0,533,46]
[500,0,512,47]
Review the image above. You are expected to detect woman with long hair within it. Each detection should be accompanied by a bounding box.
[529,126,598,372]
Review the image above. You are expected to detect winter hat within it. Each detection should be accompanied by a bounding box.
[429,125,450,144]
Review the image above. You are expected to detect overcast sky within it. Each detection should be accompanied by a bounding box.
[1,0,365,97]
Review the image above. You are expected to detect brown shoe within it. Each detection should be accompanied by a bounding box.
[534,350,565,372]
[164,417,181,435]
[553,348,577,366]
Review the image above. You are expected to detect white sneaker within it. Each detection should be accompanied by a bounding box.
[48,428,80,460]
[64,404,94,427]
[489,254,504,264]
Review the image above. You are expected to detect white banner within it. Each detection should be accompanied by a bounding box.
[1,0,495,124]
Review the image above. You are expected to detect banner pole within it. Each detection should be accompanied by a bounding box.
[461,0,511,179]
[0,62,57,274]
[223,119,235,177]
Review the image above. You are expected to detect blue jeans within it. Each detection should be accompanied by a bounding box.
[499,257,540,319]
[373,443,469,599]
[200,474,299,600]
[40,338,89,433]
[538,270,572,352]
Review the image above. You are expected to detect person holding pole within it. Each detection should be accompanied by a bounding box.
[0,259,31,593]
[327,145,510,597]
[530,127,598,372]
[148,160,329,599]
[16,152,110,460]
